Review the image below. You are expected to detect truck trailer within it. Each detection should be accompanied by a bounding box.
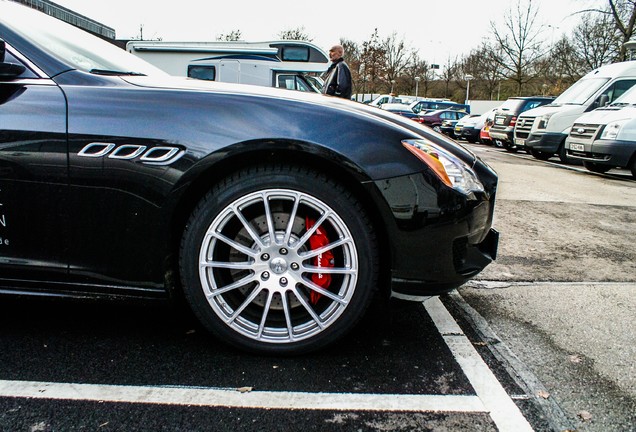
[126,40,328,92]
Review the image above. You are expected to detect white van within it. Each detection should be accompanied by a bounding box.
[514,61,636,162]
[564,84,636,178]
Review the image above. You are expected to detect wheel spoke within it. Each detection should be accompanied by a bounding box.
[257,290,274,339]
[200,260,253,270]
[231,203,265,249]
[209,231,258,258]
[262,192,277,246]
[227,285,264,324]
[207,273,256,298]
[292,288,325,330]
[303,265,355,275]
[283,193,301,246]
[281,291,295,341]
[301,279,348,304]
[297,211,331,247]
[300,237,350,259]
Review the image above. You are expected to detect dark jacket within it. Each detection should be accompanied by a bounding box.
[322,58,352,99]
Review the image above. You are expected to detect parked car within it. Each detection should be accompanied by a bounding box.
[0,1,498,355]
[410,99,470,115]
[479,110,498,145]
[417,109,468,133]
[380,103,420,120]
[453,114,482,142]
[440,119,459,136]
[565,84,636,178]
[369,94,406,107]
[489,96,555,151]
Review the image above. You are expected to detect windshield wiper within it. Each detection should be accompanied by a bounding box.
[90,69,146,76]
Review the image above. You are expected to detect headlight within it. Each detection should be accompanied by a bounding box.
[402,139,484,195]
[600,119,628,140]
[537,113,553,129]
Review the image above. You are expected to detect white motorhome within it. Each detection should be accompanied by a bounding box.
[565,84,636,178]
[514,61,636,162]
[126,40,328,92]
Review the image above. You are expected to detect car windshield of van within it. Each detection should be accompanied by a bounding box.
[610,84,636,106]
[552,78,609,105]
[2,1,166,77]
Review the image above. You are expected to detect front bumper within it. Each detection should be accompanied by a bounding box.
[372,163,499,298]
[525,131,566,153]
[567,138,635,167]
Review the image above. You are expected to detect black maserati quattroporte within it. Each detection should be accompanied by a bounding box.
[0,1,498,354]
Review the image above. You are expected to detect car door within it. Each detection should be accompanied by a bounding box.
[0,42,68,282]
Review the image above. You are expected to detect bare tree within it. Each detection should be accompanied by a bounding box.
[277,27,313,42]
[490,0,546,95]
[359,29,387,94]
[216,30,242,41]
[461,42,505,100]
[403,51,432,97]
[609,0,636,59]
[572,12,621,68]
[382,32,409,93]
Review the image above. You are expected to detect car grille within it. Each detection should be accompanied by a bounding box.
[570,123,603,144]
[514,116,535,139]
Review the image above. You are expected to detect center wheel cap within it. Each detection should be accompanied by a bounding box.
[270,257,288,274]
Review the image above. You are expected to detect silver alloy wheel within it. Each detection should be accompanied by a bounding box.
[197,188,359,344]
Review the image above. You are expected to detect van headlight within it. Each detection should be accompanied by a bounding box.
[402,139,484,195]
[600,119,628,140]
[537,113,553,129]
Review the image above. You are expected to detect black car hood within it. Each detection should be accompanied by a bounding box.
[121,75,479,167]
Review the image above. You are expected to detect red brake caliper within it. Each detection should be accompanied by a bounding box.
[305,217,334,305]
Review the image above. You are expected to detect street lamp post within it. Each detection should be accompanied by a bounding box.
[464,74,474,105]
[390,79,396,94]
[415,76,421,98]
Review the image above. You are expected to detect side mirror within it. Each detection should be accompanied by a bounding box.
[0,39,26,80]
[599,94,610,107]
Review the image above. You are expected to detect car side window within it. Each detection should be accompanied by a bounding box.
[593,79,636,109]
[187,65,215,81]
[2,50,37,79]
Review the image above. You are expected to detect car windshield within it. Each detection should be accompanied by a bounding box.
[1,1,166,76]
[610,84,636,105]
[553,78,609,105]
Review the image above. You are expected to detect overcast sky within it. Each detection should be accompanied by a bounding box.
[53,0,600,63]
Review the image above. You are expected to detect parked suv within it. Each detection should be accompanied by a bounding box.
[489,96,555,151]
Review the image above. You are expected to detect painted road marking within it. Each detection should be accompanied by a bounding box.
[0,380,485,412]
[424,296,534,432]
[0,295,535,431]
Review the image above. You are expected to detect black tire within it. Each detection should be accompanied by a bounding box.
[530,149,552,161]
[631,157,636,179]
[180,164,379,354]
[583,161,611,174]
[432,124,442,133]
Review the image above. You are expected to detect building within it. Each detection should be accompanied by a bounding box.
[13,0,115,40]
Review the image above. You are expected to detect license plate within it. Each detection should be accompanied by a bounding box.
[570,143,585,152]
[514,138,525,146]
[495,118,504,125]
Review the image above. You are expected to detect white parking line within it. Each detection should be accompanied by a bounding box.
[0,380,484,413]
[424,296,534,432]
